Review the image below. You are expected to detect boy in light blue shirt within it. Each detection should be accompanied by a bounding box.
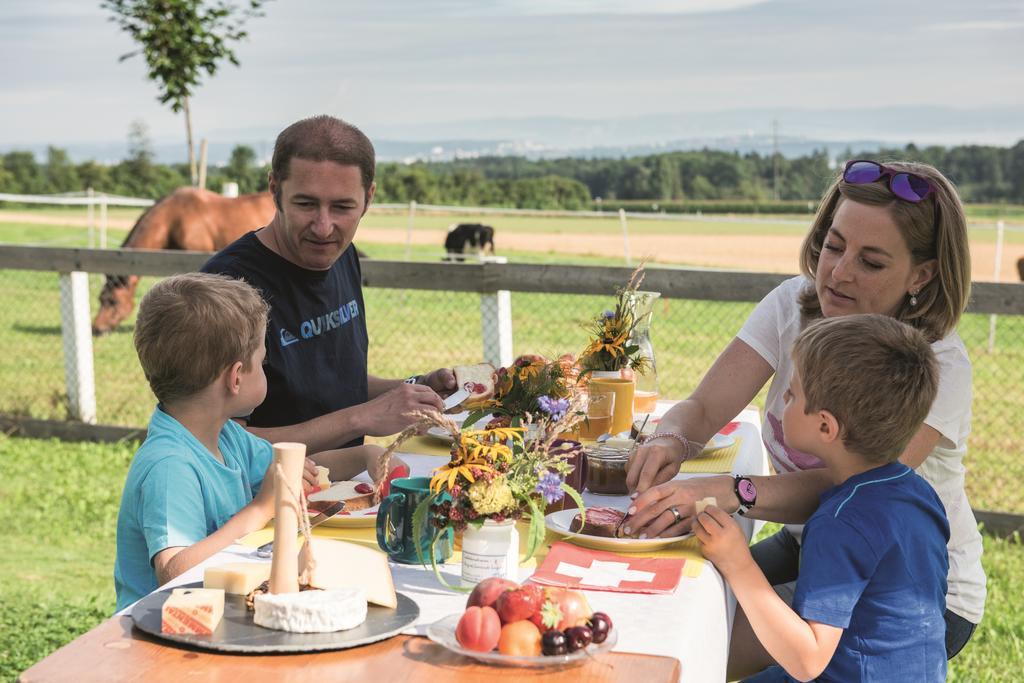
[115,273,390,610]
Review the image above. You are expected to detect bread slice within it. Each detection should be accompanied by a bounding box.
[570,506,627,538]
[453,363,496,409]
[308,481,375,512]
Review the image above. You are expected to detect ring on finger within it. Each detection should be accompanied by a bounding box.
[670,506,682,522]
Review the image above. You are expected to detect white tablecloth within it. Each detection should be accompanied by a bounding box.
[135,405,768,682]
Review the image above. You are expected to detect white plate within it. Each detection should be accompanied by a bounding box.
[425,413,489,443]
[318,504,379,528]
[426,613,617,667]
[545,508,692,552]
[703,432,735,452]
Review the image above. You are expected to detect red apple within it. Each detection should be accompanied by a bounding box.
[548,588,592,631]
[455,606,502,653]
[466,577,518,610]
[495,584,545,625]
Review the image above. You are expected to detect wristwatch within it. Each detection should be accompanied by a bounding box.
[403,375,422,385]
[733,475,757,516]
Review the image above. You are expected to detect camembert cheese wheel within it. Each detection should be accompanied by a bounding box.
[161,587,225,635]
[253,588,367,633]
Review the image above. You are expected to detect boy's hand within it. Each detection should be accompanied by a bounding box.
[302,457,318,493]
[693,506,753,578]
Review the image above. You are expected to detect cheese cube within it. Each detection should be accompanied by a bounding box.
[300,538,397,608]
[695,496,718,515]
[204,562,271,595]
[315,465,331,490]
[161,588,225,635]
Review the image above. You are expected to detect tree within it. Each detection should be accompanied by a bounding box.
[103,0,269,186]
[225,144,259,193]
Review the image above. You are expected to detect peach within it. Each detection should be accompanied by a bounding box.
[466,577,519,610]
[497,620,542,657]
[455,606,502,653]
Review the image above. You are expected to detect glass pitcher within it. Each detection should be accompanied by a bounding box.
[626,290,660,415]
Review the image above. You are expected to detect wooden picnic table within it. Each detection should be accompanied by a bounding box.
[18,615,680,682]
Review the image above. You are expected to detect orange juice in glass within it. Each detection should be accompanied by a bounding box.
[578,392,614,440]
[633,390,659,414]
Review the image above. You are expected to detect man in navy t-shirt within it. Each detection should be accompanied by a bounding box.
[694,315,950,682]
[203,115,454,451]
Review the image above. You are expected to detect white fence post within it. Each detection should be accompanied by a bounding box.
[405,200,417,261]
[479,256,513,368]
[59,271,97,424]
[619,208,632,266]
[99,194,108,249]
[86,187,95,248]
[987,220,1005,353]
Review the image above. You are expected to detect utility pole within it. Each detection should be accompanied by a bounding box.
[772,119,780,201]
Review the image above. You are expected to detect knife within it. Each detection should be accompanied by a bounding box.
[443,387,471,411]
[255,498,347,558]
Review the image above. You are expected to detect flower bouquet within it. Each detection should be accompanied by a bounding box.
[383,394,588,589]
[578,263,654,375]
[463,354,579,429]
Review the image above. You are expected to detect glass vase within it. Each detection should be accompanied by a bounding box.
[626,290,660,416]
[460,519,519,587]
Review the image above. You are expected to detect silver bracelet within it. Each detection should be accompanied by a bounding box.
[644,432,706,461]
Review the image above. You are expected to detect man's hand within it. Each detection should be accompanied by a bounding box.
[360,383,445,435]
[420,368,457,396]
[626,440,685,493]
[693,505,753,578]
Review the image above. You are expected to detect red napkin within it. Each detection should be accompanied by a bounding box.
[719,421,740,436]
[529,542,685,594]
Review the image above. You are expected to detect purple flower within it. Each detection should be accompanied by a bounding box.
[535,471,565,504]
[537,395,570,420]
[602,310,616,319]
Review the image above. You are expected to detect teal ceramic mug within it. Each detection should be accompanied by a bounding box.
[376,476,453,564]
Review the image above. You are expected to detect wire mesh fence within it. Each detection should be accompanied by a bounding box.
[0,262,1021,515]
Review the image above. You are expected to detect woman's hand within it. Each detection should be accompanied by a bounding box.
[693,505,754,578]
[626,440,685,493]
[625,475,736,538]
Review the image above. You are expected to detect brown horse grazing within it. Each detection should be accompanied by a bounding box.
[92,188,275,335]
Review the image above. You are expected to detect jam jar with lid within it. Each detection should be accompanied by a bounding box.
[584,444,631,495]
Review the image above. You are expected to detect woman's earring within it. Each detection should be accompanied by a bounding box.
[910,291,919,307]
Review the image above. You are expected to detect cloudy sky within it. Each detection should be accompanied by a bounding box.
[1,0,1022,148]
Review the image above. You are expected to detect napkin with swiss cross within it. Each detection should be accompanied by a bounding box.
[528,542,686,594]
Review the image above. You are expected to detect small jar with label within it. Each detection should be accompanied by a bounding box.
[584,445,631,495]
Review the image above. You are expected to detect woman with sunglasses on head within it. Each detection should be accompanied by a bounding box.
[624,160,985,671]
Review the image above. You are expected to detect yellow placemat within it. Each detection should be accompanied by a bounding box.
[678,436,742,474]
[365,434,452,457]
[240,517,706,578]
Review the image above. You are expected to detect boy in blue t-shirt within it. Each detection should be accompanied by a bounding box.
[696,314,950,682]
[115,273,395,610]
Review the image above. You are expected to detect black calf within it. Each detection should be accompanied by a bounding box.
[444,223,495,262]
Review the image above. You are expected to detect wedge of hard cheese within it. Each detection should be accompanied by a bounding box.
[299,538,397,608]
[204,562,272,595]
[161,587,225,635]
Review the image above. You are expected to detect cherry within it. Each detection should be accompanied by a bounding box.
[564,625,593,652]
[588,612,612,644]
[541,629,568,656]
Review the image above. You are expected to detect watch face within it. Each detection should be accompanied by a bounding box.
[738,479,757,504]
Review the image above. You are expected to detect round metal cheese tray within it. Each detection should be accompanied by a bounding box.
[131,582,419,653]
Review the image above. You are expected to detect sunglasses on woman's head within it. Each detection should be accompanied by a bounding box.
[842,160,935,203]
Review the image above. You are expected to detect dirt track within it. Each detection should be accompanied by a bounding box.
[3,210,1021,281]
[358,226,1023,282]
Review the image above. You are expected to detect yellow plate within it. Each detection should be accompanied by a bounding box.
[545,509,692,552]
